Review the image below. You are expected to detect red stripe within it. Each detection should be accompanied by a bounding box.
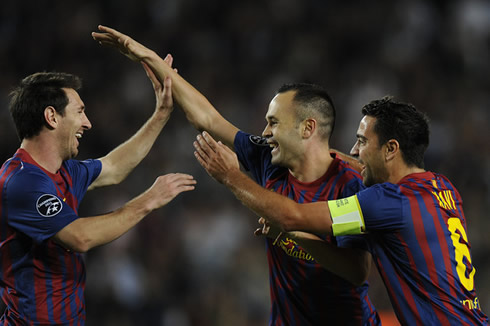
[60,166,79,213]
[417,187,467,319]
[0,159,23,315]
[32,254,50,323]
[392,231,424,326]
[401,187,451,325]
[374,255,405,324]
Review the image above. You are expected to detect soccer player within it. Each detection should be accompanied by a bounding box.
[92,26,380,325]
[0,69,196,324]
[193,96,489,325]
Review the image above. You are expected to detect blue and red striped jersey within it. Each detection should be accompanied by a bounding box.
[0,149,101,325]
[234,131,380,325]
[357,171,488,325]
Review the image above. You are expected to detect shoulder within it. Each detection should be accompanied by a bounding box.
[5,163,55,198]
[63,158,102,175]
[331,157,365,193]
[330,154,362,180]
[234,131,269,147]
[357,183,404,205]
[337,159,362,179]
[63,158,101,168]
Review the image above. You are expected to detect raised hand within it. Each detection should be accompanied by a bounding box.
[193,131,240,184]
[142,62,173,116]
[145,173,196,210]
[92,25,154,62]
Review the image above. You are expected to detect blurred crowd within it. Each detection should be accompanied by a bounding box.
[1,0,489,325]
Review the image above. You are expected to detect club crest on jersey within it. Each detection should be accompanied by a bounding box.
[36,194,63,217]
[249,135,268,146]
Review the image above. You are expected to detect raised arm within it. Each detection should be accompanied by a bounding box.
[54,173,196,252]
[89,63,173,189]
[92,25,238,148]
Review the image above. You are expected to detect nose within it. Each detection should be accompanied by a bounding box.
[262,124,271,138]
[350,141,359,157]
[83,113,92,130]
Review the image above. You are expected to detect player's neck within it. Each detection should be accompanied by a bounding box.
[289,146,333,183]
[21,137,63,174]
[388,160,425,184]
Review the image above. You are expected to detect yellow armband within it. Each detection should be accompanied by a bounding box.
[327,195,365,236]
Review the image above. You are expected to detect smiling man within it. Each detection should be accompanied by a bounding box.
[0,71,196,325]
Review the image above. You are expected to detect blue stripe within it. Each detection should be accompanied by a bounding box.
[311,181,328,202]
[57,245,68,323]
[41,246,56,324]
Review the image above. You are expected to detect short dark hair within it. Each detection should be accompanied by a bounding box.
[9,72,82,141]
[362,96,429,168]
[277,83,336,141]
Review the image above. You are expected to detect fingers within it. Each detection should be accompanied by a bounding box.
[201,131,219,152]
[163,173,196,192]
[92,25,123,43]
[97,25,123,38]
[254,217,270,237]
[92,25,133,49]
[162,76,173,103]
[193,133,214,161]
[164,54,173,67]
[174,174,196,193]
[152,173,196,208]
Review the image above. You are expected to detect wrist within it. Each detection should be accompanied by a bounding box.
[154,107,172,120]
[221,168,243,186]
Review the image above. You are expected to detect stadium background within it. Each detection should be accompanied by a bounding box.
[0,0,488,325]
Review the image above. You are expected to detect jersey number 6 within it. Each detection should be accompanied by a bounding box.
[448,217,475,291]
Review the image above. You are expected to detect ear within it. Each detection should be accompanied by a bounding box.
[44,106,58,129]
[385,139,399,162]
[302,118,316,139]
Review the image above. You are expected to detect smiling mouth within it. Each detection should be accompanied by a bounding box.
[75,133,82,139]
[269,142,279,154]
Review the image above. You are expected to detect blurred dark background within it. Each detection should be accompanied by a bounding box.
[1,0,489,325]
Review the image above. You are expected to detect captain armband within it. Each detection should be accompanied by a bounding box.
[327,195,366,236]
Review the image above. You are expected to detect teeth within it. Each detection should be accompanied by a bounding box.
[75,133,82,139]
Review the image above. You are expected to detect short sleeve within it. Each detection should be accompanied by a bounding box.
[63,159,102,201]
[356,184,405,231]
[233,131,283,185]
[5,169,79,243]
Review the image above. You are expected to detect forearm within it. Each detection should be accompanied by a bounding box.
[93,27,238,147]
[143,54,238,147]
[54,190,155,252]
[222,169,333,234]
[290,232,371,286]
